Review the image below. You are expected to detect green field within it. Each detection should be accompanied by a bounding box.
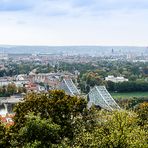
[111,92,148,99]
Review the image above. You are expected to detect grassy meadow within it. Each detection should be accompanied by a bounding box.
[111,92,148,99]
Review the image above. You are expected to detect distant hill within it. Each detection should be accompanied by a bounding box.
[0,45,147,56]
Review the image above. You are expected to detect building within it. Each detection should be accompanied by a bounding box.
[105,75,128,83]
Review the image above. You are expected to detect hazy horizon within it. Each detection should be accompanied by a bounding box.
[0,45,147,55]
[0,44,147,48]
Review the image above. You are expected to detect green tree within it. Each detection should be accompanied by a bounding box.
[11,114,61,147]
[17,86,26,94]
[72,110,148,148]
[129,75,138,81]
[135,102,148,129]
[2,86,6,96]
[7,83,17,96]
[12,90,87,141]
[0,121,6,148]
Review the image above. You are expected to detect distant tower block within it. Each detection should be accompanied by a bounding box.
[88,86,120,111]
[58,78,80,96]
[0,49,8,60]
[112,49,114,54]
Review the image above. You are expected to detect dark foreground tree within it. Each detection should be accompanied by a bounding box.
[0,122,6,148]
[11,114,60,147]
[11,90,87,146]
[2,90,147,147]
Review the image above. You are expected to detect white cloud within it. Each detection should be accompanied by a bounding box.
[0,0,148,45]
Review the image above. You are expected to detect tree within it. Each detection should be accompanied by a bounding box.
[1,92,148,147]
[12,90,87,141]
[129,75,138,81]
[7,83,17,96]
[0,121,7,148]
[72,110,148,148]
[135,102,148,129]
[2,86,6,96]
[106,81,115,91]
[0,123,5,147]
[18,86,26,94]
[11,114,61,147]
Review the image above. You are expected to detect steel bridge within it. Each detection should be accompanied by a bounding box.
[88,86,120,111]
[58,78,80,96]
[59,79,120,110]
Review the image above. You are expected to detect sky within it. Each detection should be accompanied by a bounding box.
[0,0,148,46]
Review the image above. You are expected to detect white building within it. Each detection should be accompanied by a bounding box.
[105,75,128,83]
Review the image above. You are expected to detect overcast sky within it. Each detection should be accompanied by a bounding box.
[0,0,148,46]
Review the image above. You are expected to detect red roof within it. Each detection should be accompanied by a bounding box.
[0,114,15,127]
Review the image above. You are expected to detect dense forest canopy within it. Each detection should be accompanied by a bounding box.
[0,90,147,147]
